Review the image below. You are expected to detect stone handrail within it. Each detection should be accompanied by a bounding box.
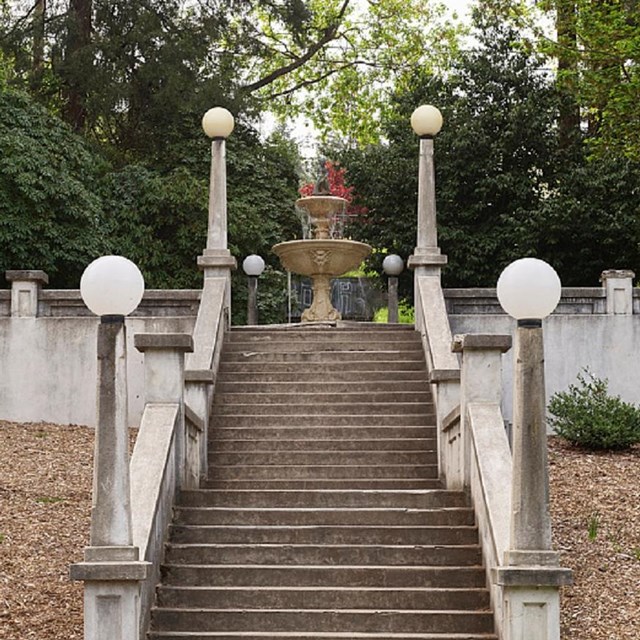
[415,275,461,479]
[466,401,512,628]
[130,403,180,638]
[129,276,229,636]
[184,276,228,480]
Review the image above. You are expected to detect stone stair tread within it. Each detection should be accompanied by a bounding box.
[150,325,493,638]
[149,633,497,639]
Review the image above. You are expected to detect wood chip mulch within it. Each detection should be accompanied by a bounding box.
[0,422,638,639]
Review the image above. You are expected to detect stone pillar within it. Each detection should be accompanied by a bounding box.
[70,319,150,640]
[387,276,399,323]
[6,270,48,317]
[197,137,236,326]
[185,369,215,483]
[601,269,635,315]
[134,333,194,488]
[407,137,447,329]
[492,321,572,640]
[452,334,512,488]
[247,275,258,325]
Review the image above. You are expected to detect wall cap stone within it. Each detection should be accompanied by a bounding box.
[69,560,150,582]
[408,252,448,269]
[5,270,49,285]
[184,369,215,384]
[493,565,573,587]
[134,333,194,352]
[451,333,512,353]
[429,368,460,382]
[600,269,635,282]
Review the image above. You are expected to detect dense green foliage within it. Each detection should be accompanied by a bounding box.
[338,10,640,295]
[0,84,300,294]
[0,87,107,287]
[548,369,640,450]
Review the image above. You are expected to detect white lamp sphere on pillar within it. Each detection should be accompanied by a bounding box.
[242,254,266,277]
[382,254,404,276]
[411,105,443,137]
[496,257,561,320]
[80,256,145,317]
[202,107,235,138]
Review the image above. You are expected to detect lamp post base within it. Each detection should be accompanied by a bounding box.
[494,565,573,640]
[70,551,150,640]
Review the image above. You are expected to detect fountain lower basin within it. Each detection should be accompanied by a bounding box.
[273,239,371,322]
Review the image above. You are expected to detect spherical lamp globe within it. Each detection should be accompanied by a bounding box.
[242,254,266,277]
[80,256,145,317]
[202,107,235,139]
[410,105,443,137]
[382,254,404,277]
[496,257,561,320]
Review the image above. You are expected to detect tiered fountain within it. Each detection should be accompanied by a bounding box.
[273,166,371,322]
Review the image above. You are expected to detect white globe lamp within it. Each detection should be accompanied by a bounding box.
[383,254,404,277]
[411,105,443,137]
[80,256,145,317]
[497,258,561,321]
[202,107,235,139]
[242,254,266,277]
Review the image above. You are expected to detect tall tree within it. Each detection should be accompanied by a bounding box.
[339,10,561,292]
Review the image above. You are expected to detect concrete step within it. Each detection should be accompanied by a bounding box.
[217,370,429,383]
[148,633,498,640]
[164,544,482,566]
[209,426,436,441]
[218,360,427,374]
[213,391,432,406]
[211,415,434,427]
[223,340,422,353]
[156,585,490,611]
[227,329,420,343]
[160,565,488,589]
[173,507,475,527]
[210,438,437,452]
[147,633,498,640]
[207,450,437,467]
[178,490,466,509]
[201,479,445,490]
[207,464,439,481]
[150,608,494,634]
[169,525,479,546]
[221,351,425,364]
[216,381,431,394]
[212,403,434,416]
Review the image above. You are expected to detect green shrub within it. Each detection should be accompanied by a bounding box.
[548,369,640,450]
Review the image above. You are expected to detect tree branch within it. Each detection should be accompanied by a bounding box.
[241,0,351,93]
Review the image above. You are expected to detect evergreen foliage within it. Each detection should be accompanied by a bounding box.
[548,369,640,450]
[0,86,107,287]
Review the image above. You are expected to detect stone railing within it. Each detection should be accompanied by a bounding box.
[414,275,460,479]
[128,277,230,635]
[451,334,513,630]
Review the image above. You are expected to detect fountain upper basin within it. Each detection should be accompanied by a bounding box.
[273,239,371,277]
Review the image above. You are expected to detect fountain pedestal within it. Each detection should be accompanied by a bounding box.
[273,235,371,323]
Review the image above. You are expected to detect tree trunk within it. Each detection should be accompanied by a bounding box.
[556,0,581,149]
[62,0,92,131]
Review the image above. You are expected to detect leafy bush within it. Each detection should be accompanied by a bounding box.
[548,369,640,450]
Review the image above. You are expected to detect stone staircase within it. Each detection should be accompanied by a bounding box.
[148,324,497,639]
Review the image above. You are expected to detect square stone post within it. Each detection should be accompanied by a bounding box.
[600,269,635,315]
[70,318,150,640]
[492,322,572,640]
[134,333,194,489]
[185,369,215,483]
[406,132,447,329]
[6,269,48,317]
[198,119,237,323]
[452,334,512,488]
